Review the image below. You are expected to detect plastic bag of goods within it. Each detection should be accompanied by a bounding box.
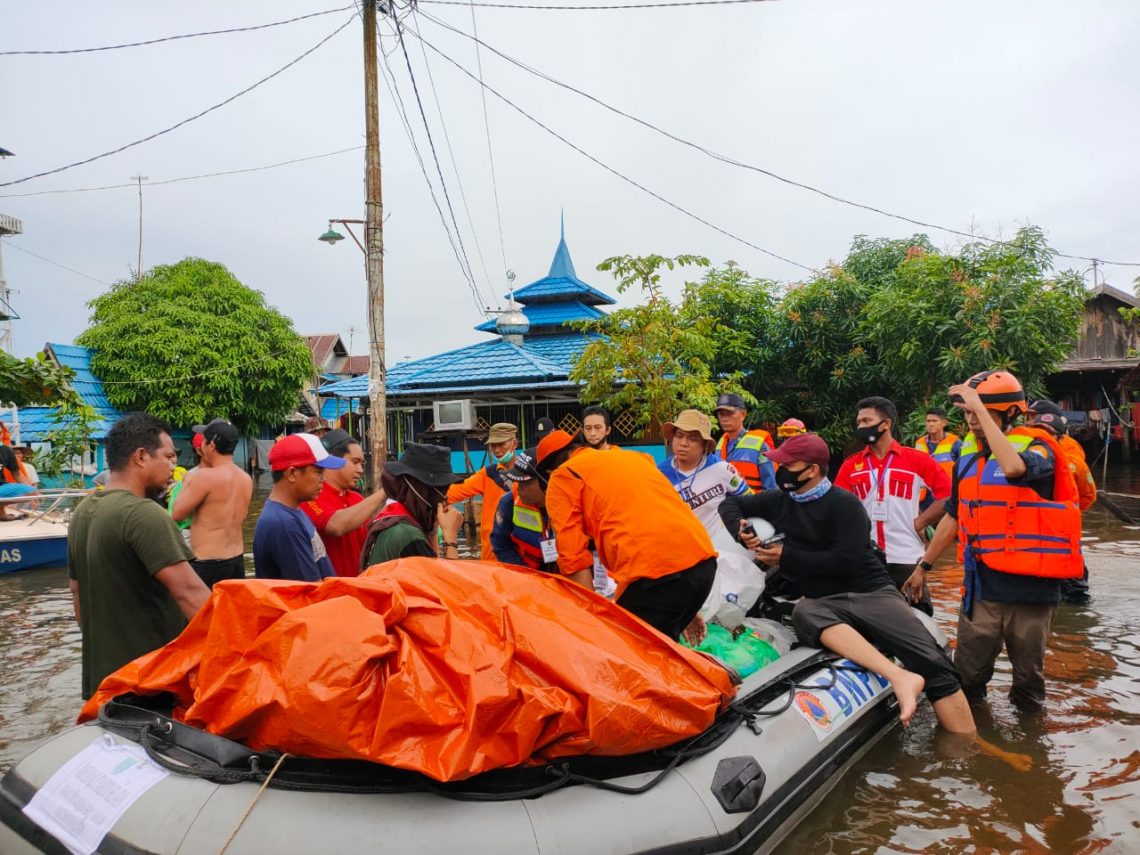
[683,624,780,679]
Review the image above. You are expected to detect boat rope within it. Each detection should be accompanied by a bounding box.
[217,752,291,855]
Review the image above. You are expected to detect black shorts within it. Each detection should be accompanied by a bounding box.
[617,557,717,640]
[191,555,247,588]
[792,588,961,703]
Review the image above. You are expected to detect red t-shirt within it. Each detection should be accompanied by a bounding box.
[301,481,368,577]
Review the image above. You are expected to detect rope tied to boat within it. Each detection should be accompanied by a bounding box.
[217,751,291,855]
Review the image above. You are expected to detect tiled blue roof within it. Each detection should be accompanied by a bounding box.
[319,397,360,421]
[475,301,605,333]
[1,403,119,441]
[47,343,120,413]
[508,225,616,306]
[320,333,599,399]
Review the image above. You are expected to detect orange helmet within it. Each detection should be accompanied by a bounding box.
[777,418,807,438]
[961,370,1027,414]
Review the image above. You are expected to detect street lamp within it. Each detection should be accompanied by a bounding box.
[319,227,344,245]
[318,219,364,253]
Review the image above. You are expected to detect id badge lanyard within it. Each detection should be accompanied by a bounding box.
[540,521,558,563]
[867,453,894,522]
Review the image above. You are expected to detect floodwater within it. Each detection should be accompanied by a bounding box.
[2,472,1139,853]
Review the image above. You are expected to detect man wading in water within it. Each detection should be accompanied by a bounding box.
[173,419,253,587]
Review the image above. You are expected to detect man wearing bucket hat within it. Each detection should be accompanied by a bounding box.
[659,409,750,534]
[362,443,465,567]
[713,393,776,492]
[253,433,345,582]
[535,429,718,640]
[447,423,519,561]
[490,448,558,573]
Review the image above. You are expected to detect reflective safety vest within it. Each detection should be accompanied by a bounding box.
[914,432,960,479]
[716,429,774,491]
[955,427,1082,579]
[511,501,551,571]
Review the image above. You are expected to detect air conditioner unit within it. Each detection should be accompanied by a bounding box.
[433,399,474,432]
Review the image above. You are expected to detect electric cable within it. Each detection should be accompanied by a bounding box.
[419,0,780,10]
[418,10,1140,268]
[4,243,113,287]
[467,0,510,280]
[410,8,498,306]
[391,15,483,302]
[0,146,363,199]
[0,5,357,55]
[0,15,356,188]
[375,23,489,314]
[407,25,817,273]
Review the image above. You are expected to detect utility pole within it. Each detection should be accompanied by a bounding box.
[1090,258,1100,289]
[362,0,387,487]
[130,175,148,281]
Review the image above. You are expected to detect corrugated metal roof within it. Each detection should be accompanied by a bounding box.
[320,333,599,399]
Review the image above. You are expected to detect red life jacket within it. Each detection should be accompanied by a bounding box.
[955,426,1082,579]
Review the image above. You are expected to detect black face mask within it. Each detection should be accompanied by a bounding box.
[856,421,887,446]
[776,466,811,493]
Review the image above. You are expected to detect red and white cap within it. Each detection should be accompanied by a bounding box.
[268,433,346,471]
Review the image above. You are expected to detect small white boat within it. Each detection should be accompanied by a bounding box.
[0,490,88,574]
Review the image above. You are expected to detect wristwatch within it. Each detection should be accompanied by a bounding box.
[918,559,934,572]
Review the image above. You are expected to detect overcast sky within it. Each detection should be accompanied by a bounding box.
[2,0,1138,367]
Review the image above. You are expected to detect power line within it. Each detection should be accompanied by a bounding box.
[391,16,484,302]
[0,146,364,199]
[409,8,497,304]
[0,15,356,188]
[375,21,489,314]
[467,0,510,280]
[4,243,113,287]
[419,10,1140,268]
[408,25,817,273]
[0,4,357,56]
[419,0,780,10]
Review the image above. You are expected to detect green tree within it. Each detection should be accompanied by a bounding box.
[861,226,1086,406]
[0,351,84,409]
[570,254,752,437]
[677,263,784,424]
[76,258,312,428]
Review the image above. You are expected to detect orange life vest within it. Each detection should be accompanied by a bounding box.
[955,426,1082,579]
[1058,434,1096,512]
[716,429,774,490]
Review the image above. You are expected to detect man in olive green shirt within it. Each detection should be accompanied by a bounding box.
[69,414,210,698]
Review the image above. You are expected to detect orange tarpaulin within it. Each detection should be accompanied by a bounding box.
[81,558,735,782]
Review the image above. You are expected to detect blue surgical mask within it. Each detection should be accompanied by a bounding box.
[492,450,515,466]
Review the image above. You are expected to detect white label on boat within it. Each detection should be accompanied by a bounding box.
[791,659,890,742]
[22,734,168,855]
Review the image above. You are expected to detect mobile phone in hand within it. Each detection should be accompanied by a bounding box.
[741,521,757,537]
[758,533,786,549]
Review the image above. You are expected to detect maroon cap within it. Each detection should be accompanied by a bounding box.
[767,433,830,468]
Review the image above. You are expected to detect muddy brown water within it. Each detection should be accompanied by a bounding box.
[2,472,1139,852]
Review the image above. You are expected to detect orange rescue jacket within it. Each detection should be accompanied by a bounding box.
[545,447,716,598]
[955,426,1082,579]
[1058,434,1096,512]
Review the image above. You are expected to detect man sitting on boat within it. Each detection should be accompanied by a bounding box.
[719,432,977,733]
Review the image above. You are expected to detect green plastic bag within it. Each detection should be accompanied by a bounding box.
[683,624,780,678]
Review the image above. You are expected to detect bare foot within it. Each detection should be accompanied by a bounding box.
[890,671,926,726]
[974,736,1034,772]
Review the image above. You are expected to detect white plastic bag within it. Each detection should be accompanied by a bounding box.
[699,526,766,629]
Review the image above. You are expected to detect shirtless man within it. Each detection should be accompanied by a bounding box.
[172,419,253,587]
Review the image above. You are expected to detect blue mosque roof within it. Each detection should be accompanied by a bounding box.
[322,220,614,400]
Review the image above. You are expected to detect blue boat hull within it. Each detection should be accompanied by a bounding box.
[0,535,68,573]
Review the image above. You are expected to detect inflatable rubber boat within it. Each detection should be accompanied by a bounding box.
[0,634,945,855]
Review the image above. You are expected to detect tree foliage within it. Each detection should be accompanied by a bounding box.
[76,258,312,428]
[570,254,754,437]
[0,351,84,409]
[574,228,1089,451]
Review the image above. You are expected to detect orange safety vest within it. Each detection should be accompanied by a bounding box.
[1058,434,1096,512]
[716,429,774,490]
[509,501,551,571]
[955,426,1082,579]
[914,432,961,479]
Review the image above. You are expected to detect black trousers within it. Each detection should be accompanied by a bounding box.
[885,562,933,616]
[191,555,247,588]
[617,557,717,640]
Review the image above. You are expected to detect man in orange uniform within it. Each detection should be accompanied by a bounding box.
[1028,400,1096,604]
[447,422,518,560]
[714,393,776,491]
[536,430,717,639]
[906,371,1082,712]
